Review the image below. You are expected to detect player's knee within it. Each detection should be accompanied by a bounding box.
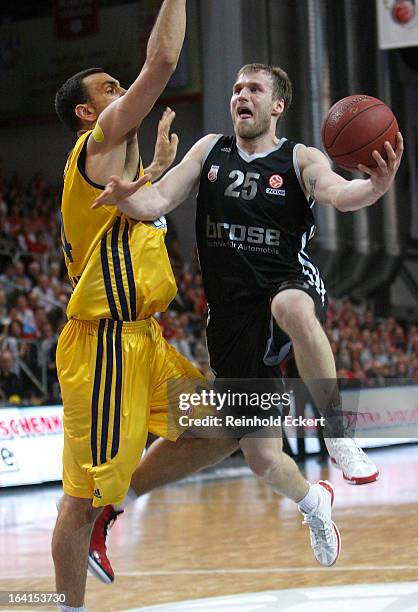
[56,495,98,528]
[244,449,283,480]
[272,294,316,340]
[52,497,98,563]
[175,437,237,469]
[203,438,238,466]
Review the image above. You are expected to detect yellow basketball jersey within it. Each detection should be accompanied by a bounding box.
[61,131,177,321]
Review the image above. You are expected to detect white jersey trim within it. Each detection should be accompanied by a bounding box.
[237,138,287,163]
[298,230,326,304]
[293,143,316,208]
[293,143,306,195]
[202,134,223,167]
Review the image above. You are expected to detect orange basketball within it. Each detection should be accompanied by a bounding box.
[321,95,398,172]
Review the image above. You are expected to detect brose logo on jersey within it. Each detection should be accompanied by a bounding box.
[266,173,285,197]
[206,215,280,246]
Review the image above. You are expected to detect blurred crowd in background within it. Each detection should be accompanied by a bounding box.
[0,171,416,405]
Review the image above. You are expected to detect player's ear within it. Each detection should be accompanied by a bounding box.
[75,103,97,125]
[272,98,285,116]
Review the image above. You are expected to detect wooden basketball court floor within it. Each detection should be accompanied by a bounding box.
[1,444,418,611]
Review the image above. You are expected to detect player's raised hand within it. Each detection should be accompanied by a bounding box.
[91,174,151,209]
[357,131,404,195]
[152,107,179,173]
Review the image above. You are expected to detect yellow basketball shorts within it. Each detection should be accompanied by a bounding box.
[56,316,204,507]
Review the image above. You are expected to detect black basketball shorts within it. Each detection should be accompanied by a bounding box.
[207,278,328,380]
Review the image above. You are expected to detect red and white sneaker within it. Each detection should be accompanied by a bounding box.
[88,505,123,584]
[325,438,379,485]
[299,480,341,567]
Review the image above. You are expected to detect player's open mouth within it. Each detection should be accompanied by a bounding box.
[237,107,253,119]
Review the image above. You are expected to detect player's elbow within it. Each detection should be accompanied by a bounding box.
[328,184,351,212]
[334,198,363,213]
[333,199,349,213]
[145,49,178,75]
[139,198,169,222]
[140,207,166,222]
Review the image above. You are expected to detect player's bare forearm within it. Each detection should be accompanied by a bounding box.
[300,133,403,213]
[114,155,200,221]
[309,169,385,212]
[118,184,170,221]
[330,178,383,212]
[96,0,186,142]
[146,0,186,69]
[92,134,219,220]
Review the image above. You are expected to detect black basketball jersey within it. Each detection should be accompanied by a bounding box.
[196,135,326,310]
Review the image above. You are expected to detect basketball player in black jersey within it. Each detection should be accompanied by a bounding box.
[89,63,403,578]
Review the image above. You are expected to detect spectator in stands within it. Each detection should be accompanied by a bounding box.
[0,289,9,327]
[0,319,28,375]
[6,204,23,238]
[13,260,33,292]
[27,260,41,287]
[0,350,22,401]
[0,189,7,216]
[39,321,59,398]
[31,274,56,312]
[49,261,62,291]
[33,307,49,338]
[0,262,15,296]
[350,361,367,381]
[169,326,194,362]
[15,294,37,337]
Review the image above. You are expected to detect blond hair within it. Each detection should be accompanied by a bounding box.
[237,63,293,115]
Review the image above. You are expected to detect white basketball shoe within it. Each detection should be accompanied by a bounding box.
[299,480,341,567]
[325,437,379,485]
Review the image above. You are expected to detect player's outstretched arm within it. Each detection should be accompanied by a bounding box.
[92,134,219,220]
[143,108,179,182]
[96,0,186,146]
[299,132,403,212]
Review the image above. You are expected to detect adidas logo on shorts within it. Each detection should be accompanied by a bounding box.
[93,488,102,499]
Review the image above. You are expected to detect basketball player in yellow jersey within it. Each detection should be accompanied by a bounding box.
[50,2,203,609]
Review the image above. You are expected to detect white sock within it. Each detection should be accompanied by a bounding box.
[113,487,138,512]
[58,605,86,612]
[297,483,320,514]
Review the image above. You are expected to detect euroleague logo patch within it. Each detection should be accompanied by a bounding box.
[266,174,285,197]
[269,174,284,189]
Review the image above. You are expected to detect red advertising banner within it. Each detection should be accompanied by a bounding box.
[53,0,99,39]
